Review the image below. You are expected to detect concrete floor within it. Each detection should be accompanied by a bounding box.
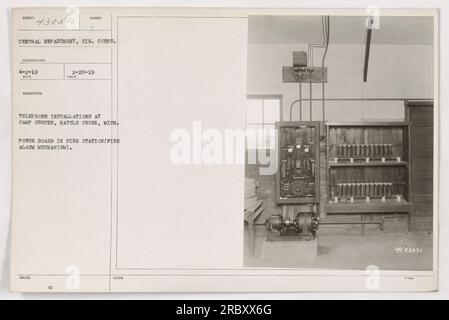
[244,222,433,270]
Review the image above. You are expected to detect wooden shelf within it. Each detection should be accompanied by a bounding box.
[329,161,408,167]
[326,198,413,214]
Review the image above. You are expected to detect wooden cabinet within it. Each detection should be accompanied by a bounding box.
[325,122,413,222]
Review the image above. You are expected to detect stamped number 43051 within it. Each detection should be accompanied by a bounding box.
[395,247,423,253]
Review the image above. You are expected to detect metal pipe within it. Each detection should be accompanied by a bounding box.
[322,82,326,120]
[292,97,432,102]
[310,80,312,120]
[320,221,382,226]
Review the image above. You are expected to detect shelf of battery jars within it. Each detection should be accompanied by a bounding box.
[330,143,405,161]
[329,143,406,166]
[329,158,408,167]
[326,182,412,213]
[329,182,405,199]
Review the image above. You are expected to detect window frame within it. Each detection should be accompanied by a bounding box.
[246,94,283,150]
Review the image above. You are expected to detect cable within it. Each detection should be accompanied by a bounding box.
[321,16,330,121]
[290,16,329,120]
[303,16,328,121]
[308,17,328,67]
[299,81,302,121]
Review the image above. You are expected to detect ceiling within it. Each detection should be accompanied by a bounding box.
[248,16,433,45]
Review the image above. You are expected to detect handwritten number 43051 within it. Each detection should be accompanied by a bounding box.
[36,17,74,26]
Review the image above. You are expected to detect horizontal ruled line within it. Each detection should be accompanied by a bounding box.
[18,29,112,32]
[20,78,111,81]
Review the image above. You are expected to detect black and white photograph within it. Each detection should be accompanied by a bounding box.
[244,15,435,270]
[1,2,447,300]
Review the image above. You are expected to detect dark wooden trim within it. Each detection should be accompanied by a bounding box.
[363,26,372,82]
[326,199,413,214]
[326,121,410,127]
[405,100,434,107]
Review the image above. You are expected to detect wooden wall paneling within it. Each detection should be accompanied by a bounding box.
[406,102,433,224]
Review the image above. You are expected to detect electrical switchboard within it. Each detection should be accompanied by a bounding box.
[275,122,320,204]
